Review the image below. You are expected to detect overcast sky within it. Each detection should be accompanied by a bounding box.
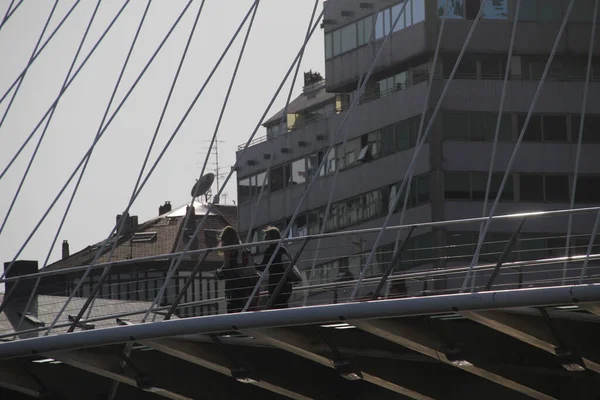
[0,0,325,268]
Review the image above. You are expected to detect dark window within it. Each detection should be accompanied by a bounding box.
[520,175,544,202]
[270,166,285,192]
[465,0,481,20]
[445,172,471,199]
[471,173,487,200]
[519,114,542,141]
[545,175,569,202]
[543,115,567,142]
[238,178,251,204]
[572,115,600,143]
[380,126,395,156]
[575,176,600,203]
[490,174,514,201]
[443,112,469,140]
[417,175,430,204]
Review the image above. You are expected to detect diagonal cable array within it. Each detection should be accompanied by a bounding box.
[1,0,194,281]
[140,0,329,321]
[0,0,102,238]
[461,0,576,292]
[350,0,489,300]
[243,0,413,312]
[0,0,23,32]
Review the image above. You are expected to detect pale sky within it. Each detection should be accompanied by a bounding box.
[0,0,325,268]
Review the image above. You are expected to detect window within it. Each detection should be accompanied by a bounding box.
[391,2,406,32]
[289,159,306,185]
[270,166,285,192]
[443,112,469,140]
[540,0,564,21]
[238,177,251,204]
[518,0,537,20]
[575,176,600,203]
[545,175,569,202]
[519,114,542,141]
[572,115,600,143]
[520,175,544,202]
[464,0,480,20]
[413,0,426,24]
[325,33,332,60]
[445,172,471,199]
[543,115,567,142]
[481,0,508,19]
[340,23,357,53]
[131,232,157,243]
[438,0,465,19]
[357,16,373,46]
[375,11,385,39]
[333,29,342,57]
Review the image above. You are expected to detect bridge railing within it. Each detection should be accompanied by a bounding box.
[0,206,598,340]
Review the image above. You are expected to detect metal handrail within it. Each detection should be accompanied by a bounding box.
[2,206,599,284]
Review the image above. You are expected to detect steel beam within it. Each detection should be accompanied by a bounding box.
[46,349,192,400]
[141,338,309,400]
[461,310,600,374]
[0,360,43,398]
[352,318,556,400]
[0,284,598,360]
[247,327,435,400]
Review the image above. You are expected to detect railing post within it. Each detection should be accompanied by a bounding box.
[264,237,310,310]
[484,219,525,291]
[164,251,210,320]
[371,226,415,301]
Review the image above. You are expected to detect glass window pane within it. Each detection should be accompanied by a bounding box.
[545,175,569,202]
[417,174,430,203]
[383,9,391,35]
[470,113,485,141]
[380,126,394,156]
[520,175,544,202]
[340,23,357,53]
[363,15,373,43]
[289,159,306,185]
[519,114,542,141]
[270,166,285,192]
[325,33,333,60]
[326,148,336,175]
[395,121,411,151]
[519,0,538,20]
[543,115,567,142]
[375,11,384,39]
[443,112,469,140]
[572,115,600,144]
[490,173,514,201]
[413,0,425,23]
[445,172,471,199]
[438,0,465,19]
[255,172,268,198]
[571,0,594,22]
[482,0,508,19]
[333,29,342,56]
[391,3,406,32]
[238,178,251,204]
[540,0,563,20]
[471,173,487,200]
[575,176,600,203]
[395,71,407,90]
[357,19,365,47]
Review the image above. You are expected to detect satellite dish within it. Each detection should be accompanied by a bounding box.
[191,173,215,198]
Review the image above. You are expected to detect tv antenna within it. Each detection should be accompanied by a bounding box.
[198,140,228,203]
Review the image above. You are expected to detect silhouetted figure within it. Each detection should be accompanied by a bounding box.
[257,227,293,309]
[215,226,259,313]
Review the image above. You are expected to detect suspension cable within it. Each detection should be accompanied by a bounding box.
[0,0,22,32]
[1,0,191,281]
[349,0,488,301]
[0,0,59,131]
[566,0,598,284]
[461,0,576,292]
[142,2,328,320]
[0,1,102,239]
[244,0,318,245]
[243,0,411,312]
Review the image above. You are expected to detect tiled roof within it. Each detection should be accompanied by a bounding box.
[0,293,167,338]
[43,203,238,271]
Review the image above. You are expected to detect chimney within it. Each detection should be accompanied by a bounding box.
[159,201,172,216]
[62,240,70,260]
[116,213,139,233]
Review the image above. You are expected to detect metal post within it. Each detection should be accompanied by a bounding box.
[264,237,310,310]
[66,266,113,333]
[484,219,525,291]
[371,227,415,300]
[164,251,210,320]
